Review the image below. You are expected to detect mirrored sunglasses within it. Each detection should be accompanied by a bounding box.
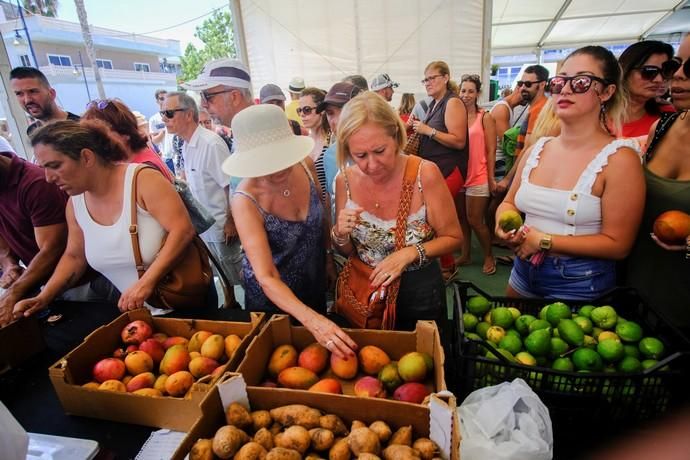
[86,99,110,110]
[547,75,609,94]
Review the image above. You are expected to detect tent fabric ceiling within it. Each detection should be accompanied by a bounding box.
[492,0,686,54]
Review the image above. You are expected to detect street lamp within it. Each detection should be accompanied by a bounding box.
[12,30,22,46]
[74,51,92,101]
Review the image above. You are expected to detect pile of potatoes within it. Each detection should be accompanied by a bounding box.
[189,403,441,460]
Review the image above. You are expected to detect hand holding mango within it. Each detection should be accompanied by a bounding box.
[498,210,524,233]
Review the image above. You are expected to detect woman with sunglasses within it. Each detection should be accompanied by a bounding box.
[299,87,332,202]
[618,40,675,143]
[496,46,645,300]
[458,74,497,275]
[13,120,205,319]
[412,60,468,278]
[82,99,174,182]
[626,35,690,335]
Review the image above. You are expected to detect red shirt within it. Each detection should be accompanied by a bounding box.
[621,113,659,139]
[0,153,67,264]
[130,147,174,182]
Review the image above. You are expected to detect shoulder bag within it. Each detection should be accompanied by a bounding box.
[334,155,422,329]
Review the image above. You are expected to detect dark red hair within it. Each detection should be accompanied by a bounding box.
[82,99,148,152]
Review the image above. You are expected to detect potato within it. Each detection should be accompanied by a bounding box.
[252,410,273,431]
[389,426,412,446]
[351,420,366,431]
[309,428,335,451]
[382,445,421,460]
[213,425,251,459]
[254,427,274,451]
[226,403,253,429]
[358,454,382,460]
[328,437,351,460]
[305,454,324,460]
[270,404,321,428]
[274,425,311,454]
[348,427,380,456]
[190,438,214,460]
[369,421,392,443]
[234,441,267,460]
[320,414,348,436]
[412,438,439,460]
[270,423,283,436]
[265,447,301,460]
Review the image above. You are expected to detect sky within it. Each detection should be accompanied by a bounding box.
[56,0,229,54]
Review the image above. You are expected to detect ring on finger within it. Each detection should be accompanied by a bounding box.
[326,340,334,348]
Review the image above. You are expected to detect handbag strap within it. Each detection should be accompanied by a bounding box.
[382,154,423,329]
[129,165,147,279]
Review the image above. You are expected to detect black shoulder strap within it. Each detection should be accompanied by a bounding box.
[646,112,680,163]
[420,100,428,113]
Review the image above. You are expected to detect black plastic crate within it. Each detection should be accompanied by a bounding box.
[451,282,690,434]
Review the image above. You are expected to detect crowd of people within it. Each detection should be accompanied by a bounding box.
[0,34,689,351]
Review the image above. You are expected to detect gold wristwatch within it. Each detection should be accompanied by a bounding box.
[539,233,553,251]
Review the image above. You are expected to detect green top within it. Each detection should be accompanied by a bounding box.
[626,168,690,330]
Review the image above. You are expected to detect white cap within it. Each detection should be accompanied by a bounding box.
[181,58,251,91]
[370,73,399,91]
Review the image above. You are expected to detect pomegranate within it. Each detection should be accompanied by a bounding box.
[120,320,153,345]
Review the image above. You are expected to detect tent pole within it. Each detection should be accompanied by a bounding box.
[229,0,250,70]
[482,0,493,104]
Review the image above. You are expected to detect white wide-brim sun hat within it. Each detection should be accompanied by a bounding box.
[222,104,314,178]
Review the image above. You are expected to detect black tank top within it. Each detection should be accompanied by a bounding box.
[418,91,469,179]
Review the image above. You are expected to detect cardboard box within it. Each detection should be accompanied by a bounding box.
[48,309,264,430]
[0,316,45,374]
[236,314,446,398]
[172,373,460,460]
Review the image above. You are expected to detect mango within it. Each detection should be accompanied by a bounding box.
[200,334,225,360]
[211,364,225,380]
[99,379,126,392]
[124,350,154,375]
[654,210,690,244]
[189,356,219,378]
[268,344,298,377]
[126,371,155,392]
[133,388,162,397]
[298,342,329,374]
[189,351,201,360]
[163,336,189,350]
[330,353,358,379]
[82,381,100,390]
[392,382,430,404]
[353,376,386,398]
[152,332,168,344]
[378,363,403,391]
[165,370,194,397]
[160,344,191,376]
[154,374,168,394]
[224,334,242,359]
[188,331,213,353]
[397,352,428,382]
[92,357,126,383]
[122,375,133,386]
[358,345,391,375]
[277,366,319,389]
[308,378,342,394]
[139,338,165,364]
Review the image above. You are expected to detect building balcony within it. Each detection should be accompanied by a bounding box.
[40,64,178,85]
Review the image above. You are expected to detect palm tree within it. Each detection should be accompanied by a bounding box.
[74,0,105,99]
[22,0,59,17]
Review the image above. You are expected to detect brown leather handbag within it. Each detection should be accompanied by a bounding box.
[129,166,213,310]
[334,155,421,329]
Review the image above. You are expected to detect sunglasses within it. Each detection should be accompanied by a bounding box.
[636,65,668,81]
[516,80,544,89]
[547,75,609,95]
[160,108,187,118]
[421,74,443,84]
[200,89,235,103]
[660,58,690,79]
[86,99,110,110]
[296,106,317,115]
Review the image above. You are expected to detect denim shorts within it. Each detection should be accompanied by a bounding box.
[509,255,616,301]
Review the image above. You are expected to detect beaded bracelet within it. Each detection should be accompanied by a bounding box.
[331,226,350,247]
[415,243,428,267]
[686,242,690,260]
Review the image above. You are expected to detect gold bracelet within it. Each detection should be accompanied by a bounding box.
[330,226,349,246]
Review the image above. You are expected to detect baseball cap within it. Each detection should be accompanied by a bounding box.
[316,82,361,113]
[181,58,251,91]
[259,84,286,104]
[370,73,399,91]
[288,77,306,93]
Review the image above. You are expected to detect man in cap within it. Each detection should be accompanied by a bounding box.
[286,77,305,126]
[370,73,399,102]
[10,67,80,136]
[343,75,369,92]
[162,91,242,292]
[259,84,303,135]
[317,82,362,201]
[182,58,254,136]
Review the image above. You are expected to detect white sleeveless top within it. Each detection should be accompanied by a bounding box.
[514,137,640,236]
[72,164,167,311]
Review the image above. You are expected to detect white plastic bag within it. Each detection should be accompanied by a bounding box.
[0,401,29,460]
[459,378,553,460]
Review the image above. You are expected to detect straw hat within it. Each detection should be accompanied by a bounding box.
[222,104,314,178]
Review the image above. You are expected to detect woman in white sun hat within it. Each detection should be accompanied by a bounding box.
[225,104,356,358]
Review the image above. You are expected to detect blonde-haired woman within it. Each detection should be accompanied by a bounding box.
[496,45,644,300]
[412,61,468,276]
[398,93,416,124]
[332,92,462,330]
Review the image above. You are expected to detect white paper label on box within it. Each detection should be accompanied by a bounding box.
[218,374,250,410]
[429,393,454,460]
[135,429,187,460]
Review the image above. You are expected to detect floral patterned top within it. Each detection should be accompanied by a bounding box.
[344,160,435,270]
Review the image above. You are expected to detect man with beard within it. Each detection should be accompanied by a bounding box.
[10,67,80,136]
[513,65,549,157]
